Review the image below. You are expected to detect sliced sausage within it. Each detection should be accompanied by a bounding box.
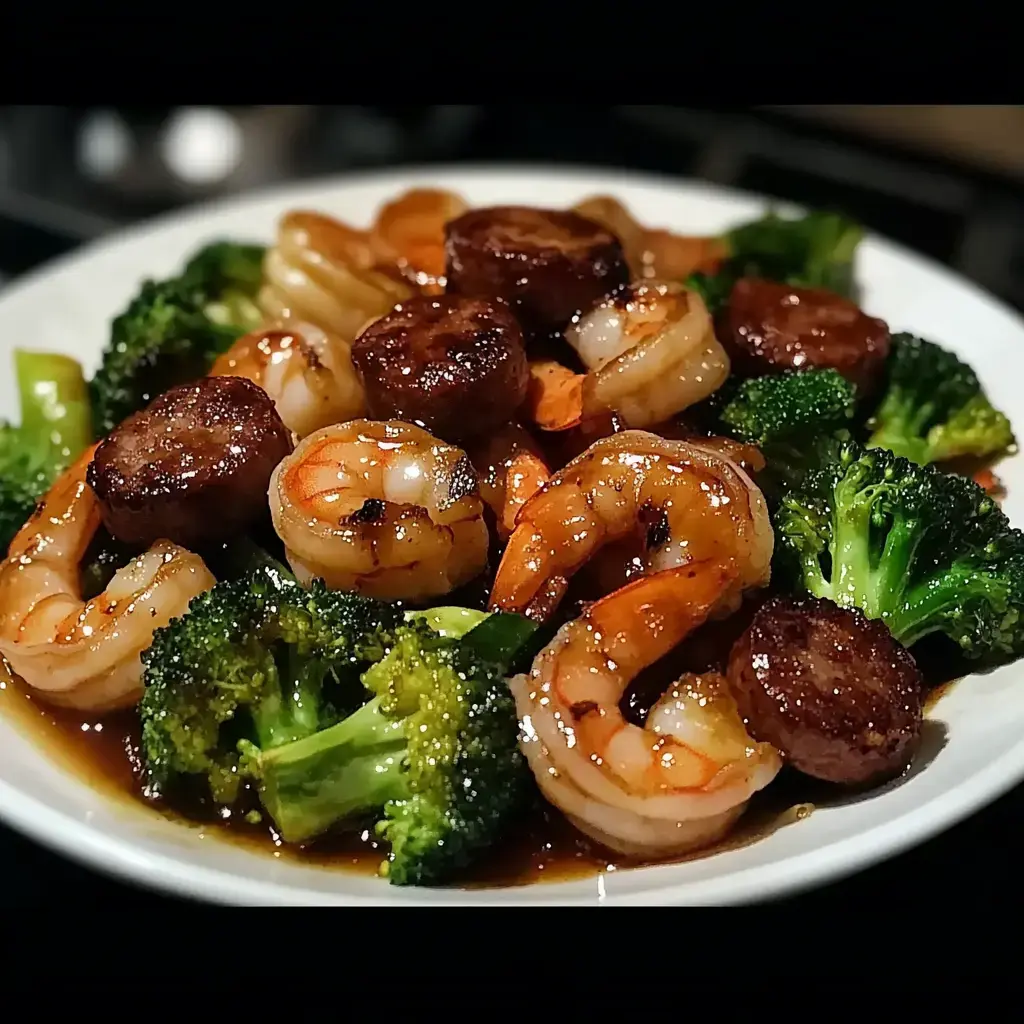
[444,206,630,339]
[87,375,292,549]
[727,595,923,786]
[723,278,891,393]
[351,294,529,443]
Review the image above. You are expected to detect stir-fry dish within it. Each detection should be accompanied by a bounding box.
[0,188,1021,888]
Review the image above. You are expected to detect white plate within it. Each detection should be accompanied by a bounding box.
[1,164,1022,907]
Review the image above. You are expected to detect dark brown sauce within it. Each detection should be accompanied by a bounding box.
[924,677,961,715]
[0,663,816,887]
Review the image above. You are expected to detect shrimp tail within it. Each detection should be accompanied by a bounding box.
[586,559,739,667]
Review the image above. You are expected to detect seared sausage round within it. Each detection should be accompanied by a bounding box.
[726,595,923,785]
[87,375,292,550]
[444,206,630,338]
[351,294,529,443]
[723,278,891,393]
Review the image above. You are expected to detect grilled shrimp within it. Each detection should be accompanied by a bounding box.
[269,420,489,602]
[510,564,783,857]
[565,281,730,428]
[259,210,412,342]
[467,423,551,541]
[211,322,366,438]
[369,188,468,292]
[572,196,727,281]
[489,430,772,622]
[0,448,215,712]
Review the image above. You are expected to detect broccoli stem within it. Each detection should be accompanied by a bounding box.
[251,648,326,750]
[829,485,879,615]
[405,606,490,637]
[204,292,263,333]
[865,394,934,462]
[15,350,93,467]
[886,569,1015,649]
[254,696,408,844]
[830,500,919,620]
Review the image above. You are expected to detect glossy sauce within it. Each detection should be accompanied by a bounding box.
[0,660,817,888]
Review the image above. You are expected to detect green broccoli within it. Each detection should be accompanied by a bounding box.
[179,240,266,331]
[407,606,491,637]
[773,437,1024,662]
[706,368,857,500]
[247,612,535,885]
[140,564,400,804]
[718,368,857,449]
[140,563,536,886]
[687,209,863,314]
[0,349,93,552]
[90,240,266,437]
[866,332,1014,466]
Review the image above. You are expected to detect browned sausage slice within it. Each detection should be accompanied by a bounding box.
[444,206,630,338]
[351,293,529,444]
[87,375,293,550]
[727,595,923,785]
[723,278,891,393]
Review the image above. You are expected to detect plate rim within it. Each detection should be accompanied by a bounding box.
[1,162,1022,906]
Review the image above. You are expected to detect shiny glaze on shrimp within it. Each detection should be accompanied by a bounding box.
[269,420,489,602]
[259,211,412,342]
[467,423,551,541]
[510,563,782,857]
[369,188,468,293]
[0,448,215,712]
[211,322,365,438]
[489,430,772,622]
[572,196,727,281]
[565,281,730,429]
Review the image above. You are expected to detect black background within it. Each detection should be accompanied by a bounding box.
[2,104,1020,906]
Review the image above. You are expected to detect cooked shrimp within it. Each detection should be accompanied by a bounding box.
[565,280,730,429]
[370,188,468,293]
[269,419,489,602]
[0,448,215,712]
[489,430,772,622]
[510,563,782,856]
[259,211,413,342]
[572,195,727,280]
[467,423,551,541]
[647,421,767,476]
[211,322,366,438]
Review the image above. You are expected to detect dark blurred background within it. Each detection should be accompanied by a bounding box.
[4,104,1024,311]
[3,103,1024,907]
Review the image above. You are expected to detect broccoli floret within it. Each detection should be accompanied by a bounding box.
[718,368,857,449]
[687,209,863,314]
[709,369,857,500]
[90,240,266,436]
[140,559,536,886]
[244,611,537,886]
[866,332,1014,466]
[179,241,266,331]
[140,564,401,804]
[774,438,1024,661]
[0,350,93,552]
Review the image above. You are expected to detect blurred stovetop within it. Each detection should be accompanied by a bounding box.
[2,105,1024,313]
